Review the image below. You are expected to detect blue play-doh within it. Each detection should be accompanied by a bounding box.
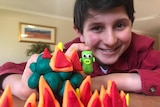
[28,52,84,97]
[44,72,63,91]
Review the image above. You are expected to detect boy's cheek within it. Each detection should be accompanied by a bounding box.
[80,35,85,42]
[117,30,132,43]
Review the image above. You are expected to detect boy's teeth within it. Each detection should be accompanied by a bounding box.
[104,49,113,52]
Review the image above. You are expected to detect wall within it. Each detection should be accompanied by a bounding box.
[132,30,159,50]
[0,9,76,65]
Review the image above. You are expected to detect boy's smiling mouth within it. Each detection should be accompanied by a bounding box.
[98,45,121,54]
[99,45,121,52]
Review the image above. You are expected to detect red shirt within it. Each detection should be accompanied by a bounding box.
[64,32,160,95]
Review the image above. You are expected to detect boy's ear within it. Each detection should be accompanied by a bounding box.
[73,26,85,42]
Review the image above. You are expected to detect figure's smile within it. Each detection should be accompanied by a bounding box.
[84,59,91,64]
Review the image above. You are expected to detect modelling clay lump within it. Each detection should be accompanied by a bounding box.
[79,76,92,106]
[80,51,95,74]
[0,85,13,107]
[62,76,129,107]
[49,46,73,72]
[28,53,53,89]
[62,80,84,107]
[1,75,129,107]
[24,93,36,107]
[38,76,60,107]
[28,42,84,97]
[69,49,83,71]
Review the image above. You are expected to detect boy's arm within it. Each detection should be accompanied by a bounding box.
[91,73,142,92]
[2,54,39,100]
[0,74,11,91]
[2,74,37,100]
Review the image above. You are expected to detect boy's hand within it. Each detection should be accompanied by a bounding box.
[20,54,39,100]
[65,43,90,56]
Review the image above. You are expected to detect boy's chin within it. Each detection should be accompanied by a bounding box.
[96,58,117,66]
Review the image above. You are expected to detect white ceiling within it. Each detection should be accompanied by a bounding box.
[0,0,160,35]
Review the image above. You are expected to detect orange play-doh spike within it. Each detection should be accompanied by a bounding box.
[68,49,82,72]
[107,80,123,107]
[120,91,127,107]
[62,80,84,107]
[50,46,73,72]
[79,76,92,107]
[100,85,112,107]
[38,76,60,107]
[0,85,13,107]
[100,85,106,102]
[100,85,105,107]
[87,90,101,107]
[24,93,37,107]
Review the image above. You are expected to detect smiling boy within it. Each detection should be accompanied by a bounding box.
[65,0,160,95]
[1,0,160,100]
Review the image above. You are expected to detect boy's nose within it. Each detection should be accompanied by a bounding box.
[102,30,117,46]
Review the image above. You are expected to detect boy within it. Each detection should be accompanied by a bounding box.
[1,0,160,100]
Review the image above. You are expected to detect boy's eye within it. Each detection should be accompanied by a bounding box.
[91,26,102,32]
[114,23,126,30]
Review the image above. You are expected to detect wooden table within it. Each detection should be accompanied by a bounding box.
[1,93,160,107]
[129,93,160,107]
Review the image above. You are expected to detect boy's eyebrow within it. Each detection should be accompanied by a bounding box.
[86,17,131,28]
[116,18,131,22]
[87,21,103,27]
[114,18,131,24]
[87,17,131,26]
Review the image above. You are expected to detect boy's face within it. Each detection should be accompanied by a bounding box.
[78,6,132,65]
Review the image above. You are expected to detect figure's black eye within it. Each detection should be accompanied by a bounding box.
[83,54,87,58]
[88,54,92,58]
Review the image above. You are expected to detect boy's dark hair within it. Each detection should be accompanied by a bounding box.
[74,0,135,33]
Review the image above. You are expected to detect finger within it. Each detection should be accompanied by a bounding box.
[65,43,90,56]
[80,72,88,78]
